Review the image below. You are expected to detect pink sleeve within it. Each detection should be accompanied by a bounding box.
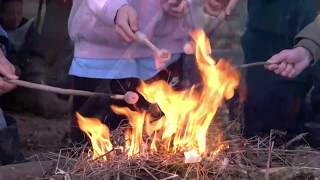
[86,0,128,25]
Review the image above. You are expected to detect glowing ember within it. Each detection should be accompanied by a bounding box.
[76,113,113,159]
[184,150,202,164]
[77,29,240,161]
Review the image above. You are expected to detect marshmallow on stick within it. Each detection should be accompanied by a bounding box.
[135,31,172,69]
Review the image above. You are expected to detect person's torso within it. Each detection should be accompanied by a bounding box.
[247,0,318,37]
[68,0,190,59]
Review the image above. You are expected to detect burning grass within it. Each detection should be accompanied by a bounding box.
[42,119,320,180]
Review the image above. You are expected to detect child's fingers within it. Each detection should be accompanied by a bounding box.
[171,0,188,14]
[225,0,239,15]
[208,0,223,10]
[115,26,132,42]
[114,5,138,41]
[122,24,135,41]
[204,0,222,17]
[118,18,136,41]
[128,10,138,32]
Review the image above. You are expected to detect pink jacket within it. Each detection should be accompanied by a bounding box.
[68,0,191,59]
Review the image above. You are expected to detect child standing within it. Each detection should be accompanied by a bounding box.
[68,0,191,142]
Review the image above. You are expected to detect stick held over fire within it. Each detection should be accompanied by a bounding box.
[2,78,139,104]
[134,31,172,68]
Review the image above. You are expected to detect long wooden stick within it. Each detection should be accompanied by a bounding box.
[3,78,124,100]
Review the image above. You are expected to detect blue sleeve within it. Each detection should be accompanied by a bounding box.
[0,25,8,54]
[0,25,8,38]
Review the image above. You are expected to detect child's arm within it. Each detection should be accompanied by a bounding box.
[86,0,128,25]
[86,1,138,42]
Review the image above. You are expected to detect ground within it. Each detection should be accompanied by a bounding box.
[10,112,70,157]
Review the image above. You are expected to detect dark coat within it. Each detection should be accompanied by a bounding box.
[296,15,320,63]
[247,0,318,37]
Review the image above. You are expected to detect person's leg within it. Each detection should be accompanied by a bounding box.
[311,63,320,117]
[181,55,201,89]
[241,30,274,137]
[70,76,104,143]
[305,63,320,147]
[0,113,24,165]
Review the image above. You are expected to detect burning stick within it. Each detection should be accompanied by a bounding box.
[135,31,172,64]
[3,78,139,104]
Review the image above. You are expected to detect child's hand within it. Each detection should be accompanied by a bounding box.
[115,5,139,42]
[162,0,189,17]
[0,50,18,95]
[204,0,238,17]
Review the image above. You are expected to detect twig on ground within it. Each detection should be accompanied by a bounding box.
[265,130,274,180]
[283,133,308,149]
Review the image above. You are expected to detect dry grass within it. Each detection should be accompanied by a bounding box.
[37,112,320,180]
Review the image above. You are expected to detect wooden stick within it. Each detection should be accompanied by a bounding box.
[283,132,308,149]
[265,130,274,180]
[3,79,139,104]
[135,31,160,53]
[135,31,171,61]
[238,62,269,69]
[5,79,105,97]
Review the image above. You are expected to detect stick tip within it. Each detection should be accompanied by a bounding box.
[124,91,139,104]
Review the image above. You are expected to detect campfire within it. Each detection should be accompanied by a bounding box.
[77,29,240,163]
[36,29,319,180]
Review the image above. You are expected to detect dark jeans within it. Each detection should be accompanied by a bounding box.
[311,63,320,113]
[0,114,24,165]
[70,58,185,143]
[241,29,313,138]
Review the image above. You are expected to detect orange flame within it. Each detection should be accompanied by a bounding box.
[76,113,113,159]
[77,29,240,160]
[111,106,146,157]
[112,29,240,157]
